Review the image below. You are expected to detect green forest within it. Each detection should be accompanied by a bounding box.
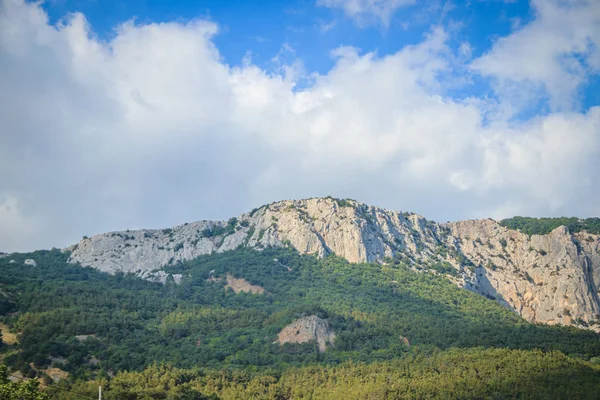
[500,216,600,235]
[1,247,600,398]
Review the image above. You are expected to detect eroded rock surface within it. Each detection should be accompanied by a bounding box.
[67,197,600,330]
[447,221,600,329]
[225,274,265,294]
[275,315,335,352]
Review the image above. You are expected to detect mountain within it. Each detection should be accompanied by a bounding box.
[67,197,600,331]
[2,215,600,398]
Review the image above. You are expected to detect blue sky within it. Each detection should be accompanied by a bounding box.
[42,1,540,97]
[42,1,531,60]
[1,0,600,251]
[40,0,599,116]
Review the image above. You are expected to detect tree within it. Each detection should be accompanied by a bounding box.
[0,365,49,400]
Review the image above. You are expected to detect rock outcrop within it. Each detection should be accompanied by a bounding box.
[206,273,266,294]
[66,197,600,331]
[225,274,265,294]
[24,259,37,266]
[447,221,600,328]
[275,315,335,352]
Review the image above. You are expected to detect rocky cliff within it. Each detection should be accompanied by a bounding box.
[67,197,600,330]
[275,315,336,353]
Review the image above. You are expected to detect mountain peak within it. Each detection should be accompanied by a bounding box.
[67,198,600,331]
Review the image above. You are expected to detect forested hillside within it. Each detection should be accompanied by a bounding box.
[500,216,600,235]
[50,350,600,399]
[1,248,600,398]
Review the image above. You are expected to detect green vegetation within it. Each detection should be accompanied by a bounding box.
[427,260,458,276]
[500,216,600,235]
[1,247,599,398]
[50,349,600,399]
[325,196,354,208]
[0,366,48,400]
[201,218,237,238]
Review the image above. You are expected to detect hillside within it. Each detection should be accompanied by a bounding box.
[2,198,600,398]
[65,197,600,330]
[1,247,600,398]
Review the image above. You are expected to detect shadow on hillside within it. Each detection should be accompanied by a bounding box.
[473,266,512,308]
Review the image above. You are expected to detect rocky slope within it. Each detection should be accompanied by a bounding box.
[222,274,266,294]
[67,197,600,330]
[275,315,336,352]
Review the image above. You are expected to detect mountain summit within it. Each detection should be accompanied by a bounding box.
[67,197,600,330]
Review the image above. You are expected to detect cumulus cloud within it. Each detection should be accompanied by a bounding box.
[0,0,599,251]
[471,0,600,113]
[317,0,415,27]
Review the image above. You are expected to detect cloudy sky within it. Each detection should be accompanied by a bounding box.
[1,0,599,252]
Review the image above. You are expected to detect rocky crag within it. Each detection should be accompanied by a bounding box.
[275,315,336,352]
[67,197,600,331]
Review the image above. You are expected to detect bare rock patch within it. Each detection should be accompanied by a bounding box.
[225,274,265,294]
[275,315,335,353]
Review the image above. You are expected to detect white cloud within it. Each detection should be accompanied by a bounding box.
[471,0,600,112]
[0,0,599,252]
[317,18,337,33]
[458,42,472,59]
[317,0,415,27]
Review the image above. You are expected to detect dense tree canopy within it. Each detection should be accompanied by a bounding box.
[500,216,600,235]
[1,247,600,398]
[49,349,600,399]
[0,365,48,400]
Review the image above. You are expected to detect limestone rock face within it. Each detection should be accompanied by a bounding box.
[446,221,600,329]
[24,259,37,266]
[67,221,218,276]
[275,315,335,352]
[66,197,600,331]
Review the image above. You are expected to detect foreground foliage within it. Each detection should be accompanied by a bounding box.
[49,349,600,399]
[0,365,48,400]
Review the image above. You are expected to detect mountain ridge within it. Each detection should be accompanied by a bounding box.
[64,197,600,331]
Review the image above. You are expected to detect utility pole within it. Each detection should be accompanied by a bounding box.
[99,385,102,400]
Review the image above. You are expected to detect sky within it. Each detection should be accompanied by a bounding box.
[1,0,599,252]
